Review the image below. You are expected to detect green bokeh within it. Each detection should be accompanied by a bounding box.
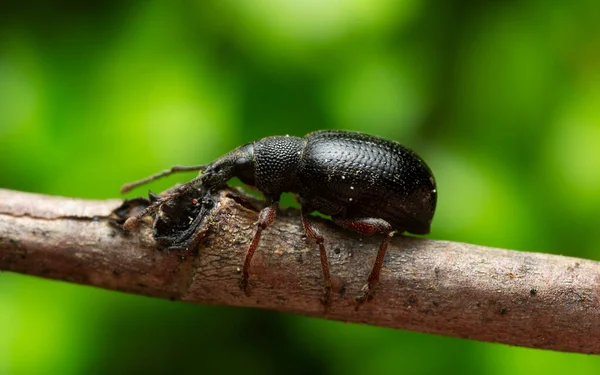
[1,0,599,374]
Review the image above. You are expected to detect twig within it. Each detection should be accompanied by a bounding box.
[0,188,599,354]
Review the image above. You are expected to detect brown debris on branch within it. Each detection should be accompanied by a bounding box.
[0,188,599,354]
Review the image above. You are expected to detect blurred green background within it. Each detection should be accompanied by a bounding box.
[1,0,600,374]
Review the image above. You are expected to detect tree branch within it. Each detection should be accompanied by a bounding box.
[0,188,599,354]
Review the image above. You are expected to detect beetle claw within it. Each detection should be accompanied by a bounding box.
[320,284,332,308]
[239,276,251,297]
[354,283,375,309]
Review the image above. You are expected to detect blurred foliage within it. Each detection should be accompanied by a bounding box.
[1,0,600,374]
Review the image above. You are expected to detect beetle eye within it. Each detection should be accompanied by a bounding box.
[235,157,249,167]
[234,157,255,185]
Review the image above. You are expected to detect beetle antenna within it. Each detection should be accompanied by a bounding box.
[120,165,207,194]
[122,174,204,230]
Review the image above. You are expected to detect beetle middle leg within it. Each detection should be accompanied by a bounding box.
[239,200,278,296]
[300,207,332,307]
[332,217,394,305]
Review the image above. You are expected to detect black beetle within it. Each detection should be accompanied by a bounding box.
[121,130,437,305]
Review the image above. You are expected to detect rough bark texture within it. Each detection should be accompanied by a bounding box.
[0,188,599,354]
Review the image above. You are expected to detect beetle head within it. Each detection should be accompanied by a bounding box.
[202,143,255,190]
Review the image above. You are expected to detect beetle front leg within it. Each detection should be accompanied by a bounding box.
[332,217,394,306]
[301,208,332,307]
[240,201,278,296]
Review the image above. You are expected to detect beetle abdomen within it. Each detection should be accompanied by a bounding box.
[296,130,436,234]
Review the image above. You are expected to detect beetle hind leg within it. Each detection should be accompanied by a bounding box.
[332,217,394,306]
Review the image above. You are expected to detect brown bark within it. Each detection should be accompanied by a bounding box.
[0,188,599,354]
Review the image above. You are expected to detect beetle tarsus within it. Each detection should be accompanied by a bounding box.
[239,276,251,297]
[355,283,373,303]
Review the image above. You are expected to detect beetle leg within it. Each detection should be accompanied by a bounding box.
[331,217,394,305]
[240,201,278,296]
[300,208,332,307]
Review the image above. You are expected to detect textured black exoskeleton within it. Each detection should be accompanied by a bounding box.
[121,130,437,305]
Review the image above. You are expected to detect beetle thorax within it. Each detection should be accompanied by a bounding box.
[253,136,306,197]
